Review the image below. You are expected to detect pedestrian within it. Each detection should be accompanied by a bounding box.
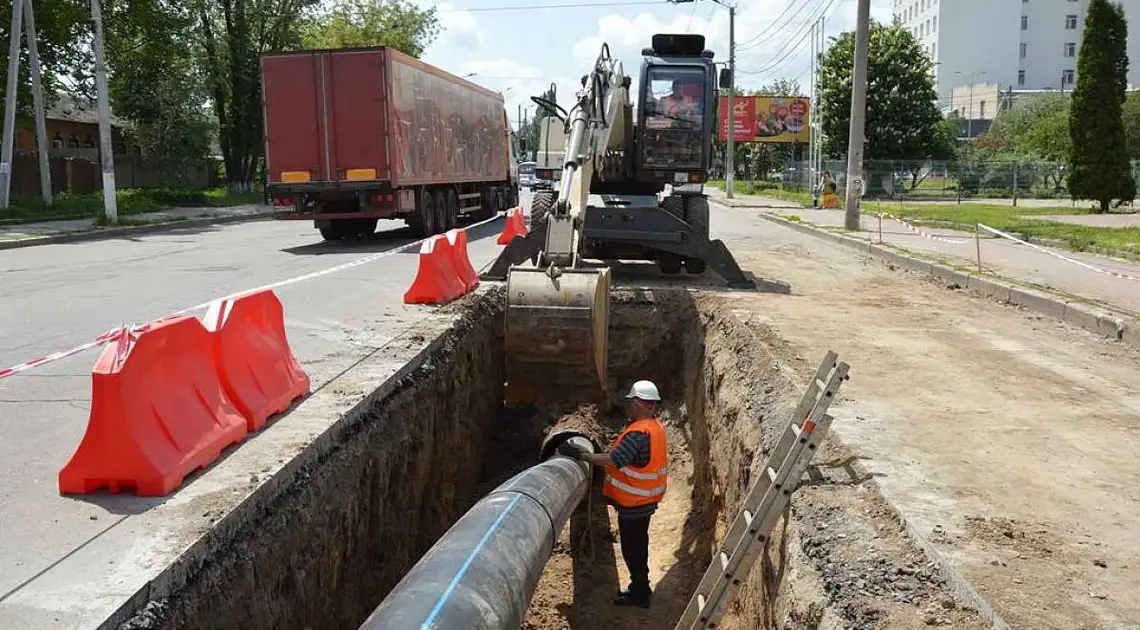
[558,380,669,608]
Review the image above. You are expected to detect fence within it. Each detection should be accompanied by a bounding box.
[9,150,220,200]
[777,159,1140,202]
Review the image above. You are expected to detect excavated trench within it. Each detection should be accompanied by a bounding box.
[112,288,989,630]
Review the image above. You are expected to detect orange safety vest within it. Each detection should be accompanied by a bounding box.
[602,418,668,508]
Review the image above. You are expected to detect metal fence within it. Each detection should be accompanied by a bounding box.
[776,159,1140,202]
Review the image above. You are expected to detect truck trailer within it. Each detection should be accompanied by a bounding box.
[260,46,520,240]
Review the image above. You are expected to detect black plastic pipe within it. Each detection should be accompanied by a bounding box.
[358,431,597,630]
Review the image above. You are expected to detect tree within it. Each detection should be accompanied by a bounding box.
[1123,90,1140,159]
[0,1,90,120]
[1068,0,1135,212]
[105,1,213,178]
[302,0,439,55]
[816,22,947,163]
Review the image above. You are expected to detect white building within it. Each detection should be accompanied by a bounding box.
[894,0,1140,108]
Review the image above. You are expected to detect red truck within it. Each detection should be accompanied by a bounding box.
[260,47,521,240]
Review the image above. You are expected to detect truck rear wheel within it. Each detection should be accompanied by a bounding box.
[409,189,436,237]
[685,196,710,241]
[444,188,459,231]
[432,189,447,235]
[319,223,344,241]
[474,189,495,220]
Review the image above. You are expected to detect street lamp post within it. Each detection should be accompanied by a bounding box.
[669,0,736,197]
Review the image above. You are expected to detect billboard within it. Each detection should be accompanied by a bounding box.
[718,95,810,143]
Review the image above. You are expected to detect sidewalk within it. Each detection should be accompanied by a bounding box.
[0,203,274,249]
[707,188,1140,316]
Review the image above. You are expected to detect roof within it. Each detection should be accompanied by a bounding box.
[47,93,124,127]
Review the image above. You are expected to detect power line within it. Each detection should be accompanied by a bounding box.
[737,0,824,53]
[739,0,837,77]
[436,1,659,13]
[734,0,809,50]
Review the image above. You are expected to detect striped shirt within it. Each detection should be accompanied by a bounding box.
[605,430,658,519]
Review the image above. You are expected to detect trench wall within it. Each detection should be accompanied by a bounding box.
[113,292,507,630]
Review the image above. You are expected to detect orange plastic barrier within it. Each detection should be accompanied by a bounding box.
[445,228,480,292]
[496,207,528,245]
[404,236,464,304]
[58,316,248,497]
[205,289,311,431]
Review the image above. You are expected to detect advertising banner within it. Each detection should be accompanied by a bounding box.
[717,95,810,143]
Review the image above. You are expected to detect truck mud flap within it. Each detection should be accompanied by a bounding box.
[479,222,549,281]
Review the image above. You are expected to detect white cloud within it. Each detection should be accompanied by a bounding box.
[434,3,483,50]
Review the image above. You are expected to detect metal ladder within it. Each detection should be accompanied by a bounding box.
[673,351,850,630]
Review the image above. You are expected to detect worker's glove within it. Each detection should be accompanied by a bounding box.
[557,442,585,460]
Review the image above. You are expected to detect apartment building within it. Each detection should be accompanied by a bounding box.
[894,0,1140,107]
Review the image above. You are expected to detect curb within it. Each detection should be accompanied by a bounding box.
[752,210,1140,350]
[0,209,277,251]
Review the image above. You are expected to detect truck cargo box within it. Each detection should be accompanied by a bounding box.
[260,46,510,191]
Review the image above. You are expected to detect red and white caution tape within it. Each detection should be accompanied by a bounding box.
[977,223,1140,282]
[877,211,972,245]
[0,325,128,380]
[0,211,508,379]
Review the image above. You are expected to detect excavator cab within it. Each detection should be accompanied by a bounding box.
[637,34,718,185]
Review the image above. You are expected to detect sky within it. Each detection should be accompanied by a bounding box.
[413,0,895,128]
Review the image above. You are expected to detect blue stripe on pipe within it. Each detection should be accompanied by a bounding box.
[420,493,524,629]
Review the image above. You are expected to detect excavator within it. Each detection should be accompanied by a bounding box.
[484,33,754,405]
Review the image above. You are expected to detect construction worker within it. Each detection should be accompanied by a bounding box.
[558,380,668,608]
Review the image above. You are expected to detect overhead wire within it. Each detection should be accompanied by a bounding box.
[738,0,837,79]
[736,0,825,53]
[435,1,660,12]
[734,0,810,51]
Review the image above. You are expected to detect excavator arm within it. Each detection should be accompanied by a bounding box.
[544,43,630,267]
[502,44,628,406]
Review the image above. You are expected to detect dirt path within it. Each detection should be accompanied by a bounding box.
[715,210,1140,629]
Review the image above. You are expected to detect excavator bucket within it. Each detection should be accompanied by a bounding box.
[504,265,611,405]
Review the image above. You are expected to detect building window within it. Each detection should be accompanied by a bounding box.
[979,101,987,118]
[932,42,936,58]
[1020,43,1027,58]
[1065,15,1077,29]
[1065,42,1076,57]
[66,134,79,149]
[1062,69,1075,85]
[932,16,936,31]
[1021,15,1028,30]
[51,133,63,149]
[82,135,95,149]
[1018,70,1026,86]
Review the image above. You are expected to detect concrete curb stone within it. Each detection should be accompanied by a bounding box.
[0,209,277,251]
[752,210,1140,350]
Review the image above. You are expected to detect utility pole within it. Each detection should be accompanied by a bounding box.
[25,0,51,205]
[809,20,815,187]
[725,4,736,199]
[843,0,870,231]
[89,0,117,224]
[0,0,25,209]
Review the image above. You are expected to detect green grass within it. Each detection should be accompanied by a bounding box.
[711,178,1140,257]
[2,187,263,225]
[883,202,1140,257]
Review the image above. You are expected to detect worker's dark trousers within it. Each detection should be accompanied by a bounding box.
[618,515,652,594]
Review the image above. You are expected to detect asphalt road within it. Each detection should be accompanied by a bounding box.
[0,198,519,625]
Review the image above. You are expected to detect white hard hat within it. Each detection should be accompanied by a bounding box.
[625,380,661,402]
